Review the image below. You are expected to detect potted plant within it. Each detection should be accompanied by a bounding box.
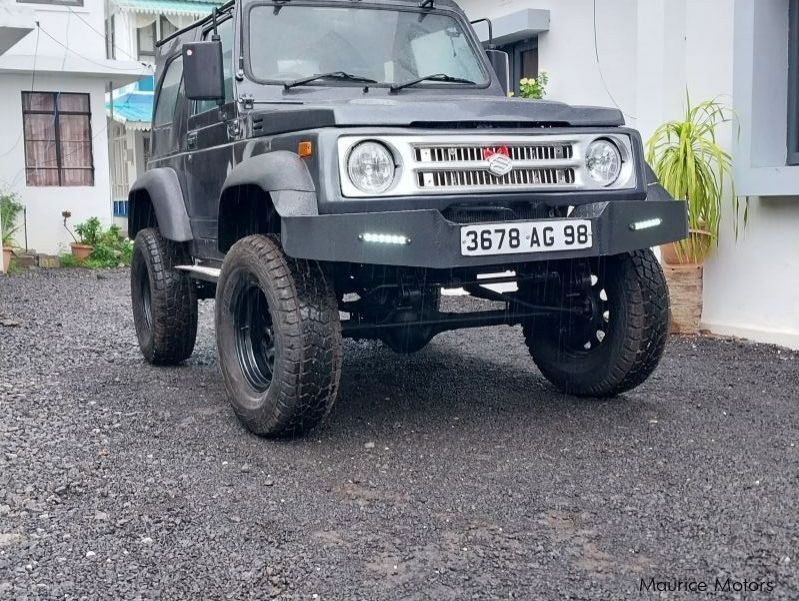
[1,192,23,274]
[513,71,549,100]
[646,94,744,332]
[67,214,102,262]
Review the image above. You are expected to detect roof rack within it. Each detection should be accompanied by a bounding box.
[155,0,236,48]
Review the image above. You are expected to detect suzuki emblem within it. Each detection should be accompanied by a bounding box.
[485,146,513,178]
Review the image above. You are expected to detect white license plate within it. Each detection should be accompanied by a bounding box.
[460,220,593,256]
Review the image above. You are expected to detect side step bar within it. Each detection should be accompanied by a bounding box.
[175,265,221,283]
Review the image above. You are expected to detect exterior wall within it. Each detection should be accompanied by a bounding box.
[703,198,799,348]
[703,0,799,348]
[110,8,137,62]
[0,73,112,254]
[459,0,639,127]
[460,0,799,348]
[8,0,107,60]
[0,0,121,255]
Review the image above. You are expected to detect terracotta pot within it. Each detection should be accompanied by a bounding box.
[660,229,712,266]
[2,246,12,273]
[71,243,93,262]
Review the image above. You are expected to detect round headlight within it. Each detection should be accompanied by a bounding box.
[347,141,396,194]
[585,139,622,186]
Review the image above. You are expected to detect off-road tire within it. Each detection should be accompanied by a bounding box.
[215,235,342,437]
[130,228,198,365]
[524,249,669,396]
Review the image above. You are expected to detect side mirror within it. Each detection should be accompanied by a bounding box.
[183,41,224,101]
[486,49,510,96]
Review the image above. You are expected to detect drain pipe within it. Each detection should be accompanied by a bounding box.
[23,205,28,252]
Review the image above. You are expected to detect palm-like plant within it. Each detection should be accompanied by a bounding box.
[646,94,743,263]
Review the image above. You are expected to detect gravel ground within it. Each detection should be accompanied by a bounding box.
[1,268,798,600]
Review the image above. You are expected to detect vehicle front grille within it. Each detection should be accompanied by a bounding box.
[417,167,576,190]
[414,143,573,163]
[411,140,579,193]
[337,134,637,197]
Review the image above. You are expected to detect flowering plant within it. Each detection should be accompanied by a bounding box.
[518,72,548,99]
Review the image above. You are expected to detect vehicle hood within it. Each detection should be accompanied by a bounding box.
[250,96,625,136]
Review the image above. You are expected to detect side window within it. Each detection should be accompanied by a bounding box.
[153,57,183,128]
[194,18,234,115]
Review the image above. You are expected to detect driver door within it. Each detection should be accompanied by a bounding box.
[184,16,236,261]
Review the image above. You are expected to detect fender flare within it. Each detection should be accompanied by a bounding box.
[219,151,319,218]
[128,167,193,242]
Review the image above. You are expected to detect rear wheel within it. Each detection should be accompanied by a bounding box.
[523,249,669,396]
[130,228,197,365]
[215,235,342,437]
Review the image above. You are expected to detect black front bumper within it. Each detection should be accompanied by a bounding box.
[281,199,688,269]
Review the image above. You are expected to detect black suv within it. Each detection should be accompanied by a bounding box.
[127,0,687,437]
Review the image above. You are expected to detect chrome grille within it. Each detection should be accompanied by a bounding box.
[336,134,638,197]
[418,167,576,190]
[414,143,573,163]
[411,140,579,192]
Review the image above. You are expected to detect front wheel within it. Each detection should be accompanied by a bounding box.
[523,249,669,396]
[215,235,343,437]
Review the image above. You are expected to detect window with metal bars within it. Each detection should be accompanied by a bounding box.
[22,91,94,187]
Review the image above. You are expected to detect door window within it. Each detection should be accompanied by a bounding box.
[153,57,183,128]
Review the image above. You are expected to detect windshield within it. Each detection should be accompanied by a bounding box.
[247,5,488,86]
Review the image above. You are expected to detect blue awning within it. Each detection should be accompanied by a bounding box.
[114,0,219,17]
[106,89,153,130]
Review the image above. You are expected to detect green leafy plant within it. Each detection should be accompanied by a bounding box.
[1,192,23,248]
[74,217,103,246]
[646,94,745,263]
[88,224,133,267]
[59,253,80,268]
[518,71,548,100]
[62,220,133,268]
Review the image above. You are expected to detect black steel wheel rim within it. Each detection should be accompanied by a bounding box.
[232,276,276,393]
[559,271,611,355]
[140,268,153,331]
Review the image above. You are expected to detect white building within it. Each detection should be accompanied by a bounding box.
[462,0,799,349]
[105,0,219,227]
[0,0,148,262]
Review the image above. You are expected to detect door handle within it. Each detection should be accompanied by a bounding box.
[187,131,198,150]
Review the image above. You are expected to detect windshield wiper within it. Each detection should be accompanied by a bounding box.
[284,71,378,90]
[389,73,476,93]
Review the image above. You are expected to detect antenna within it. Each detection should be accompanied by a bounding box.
[419,0,434,8]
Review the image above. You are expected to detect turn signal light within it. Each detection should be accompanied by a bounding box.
[298,141,313,158]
